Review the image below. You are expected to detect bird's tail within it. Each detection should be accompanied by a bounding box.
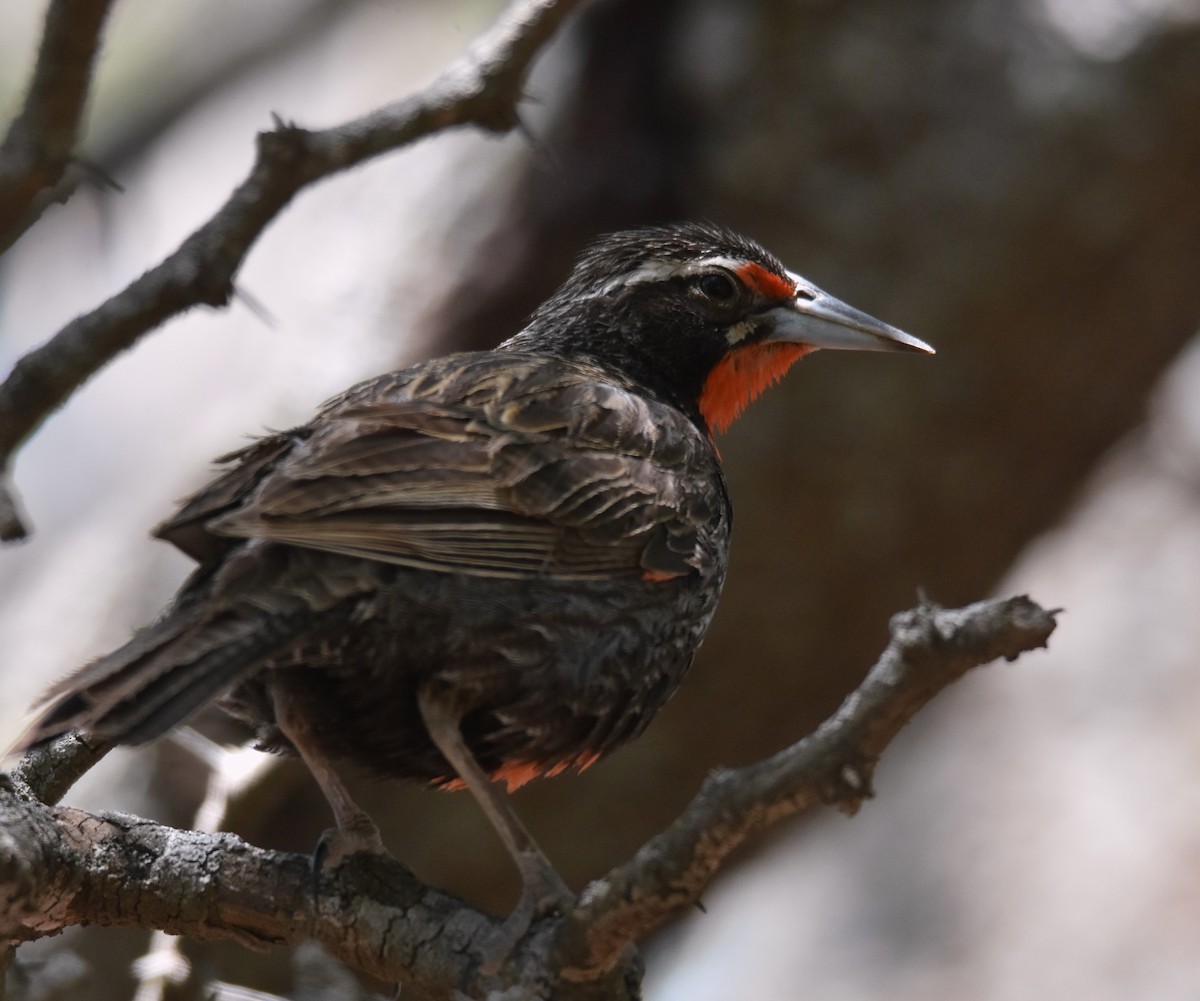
[11,605,307,754]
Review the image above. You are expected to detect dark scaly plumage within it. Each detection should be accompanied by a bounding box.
[191,352,725,786]
[14,222,931,957]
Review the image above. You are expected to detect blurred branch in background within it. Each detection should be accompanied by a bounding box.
[0,597,1057,999]
[0,0,584,543]
[0,0,114,255]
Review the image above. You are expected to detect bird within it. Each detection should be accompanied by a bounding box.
[13,221,932,962]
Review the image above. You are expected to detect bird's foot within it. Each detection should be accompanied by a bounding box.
[309,815,389,899]
[476,851,575,975]
[314,814,388,866]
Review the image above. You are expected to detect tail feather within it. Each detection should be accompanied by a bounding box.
[14,609,308,753]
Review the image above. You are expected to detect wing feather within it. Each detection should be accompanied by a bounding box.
[172,353,723,581]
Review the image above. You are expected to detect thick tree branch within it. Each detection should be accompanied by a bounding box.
[0,0,115,255]
[0,783,503,998]
[0,0,585,542]
[0,596,1056,1000]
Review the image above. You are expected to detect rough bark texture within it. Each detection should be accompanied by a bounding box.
[1,598,1056,1000]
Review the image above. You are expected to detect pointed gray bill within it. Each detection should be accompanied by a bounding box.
[767,272,935,354]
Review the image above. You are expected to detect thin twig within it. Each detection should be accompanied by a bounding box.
[553,595,1058,980]
[0,0,115,254]
[0,0,585,542]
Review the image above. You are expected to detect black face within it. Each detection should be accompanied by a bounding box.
[507,222,795,413]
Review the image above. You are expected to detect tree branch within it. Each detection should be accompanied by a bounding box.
[0,0,115,256]
[9,731,110,807]
[0,0,585,542]
[0,782,503,997]
[553,595,1057,980]
[0,596,1057,1000]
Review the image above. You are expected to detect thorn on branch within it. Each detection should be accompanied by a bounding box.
[0,473,29,542]
[71,155,123,193]
[268,111,298,133]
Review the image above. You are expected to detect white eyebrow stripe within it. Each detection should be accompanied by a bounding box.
[594,255,753,297]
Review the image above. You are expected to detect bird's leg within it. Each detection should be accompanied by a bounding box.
[270,683,386,866]
[417,687,574,972]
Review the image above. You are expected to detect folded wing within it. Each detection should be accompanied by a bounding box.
[159,353,723,582]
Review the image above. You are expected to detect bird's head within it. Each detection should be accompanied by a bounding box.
[506,222,933,435]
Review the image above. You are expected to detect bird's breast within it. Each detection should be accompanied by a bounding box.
[239,544,729,786]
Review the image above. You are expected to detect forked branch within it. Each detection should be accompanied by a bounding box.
[0,596,1058,1000]
[0,0,585,541]
[0,0,115,254]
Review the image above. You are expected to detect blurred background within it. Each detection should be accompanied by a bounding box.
[3,0,1200,997]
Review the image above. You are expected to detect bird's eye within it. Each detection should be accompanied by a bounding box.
[695,272,738,302]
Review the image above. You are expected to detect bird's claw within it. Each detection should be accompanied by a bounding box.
[308,821,389,900]
[476,853,575,975]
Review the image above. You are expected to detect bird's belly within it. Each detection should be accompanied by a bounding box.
[229,566,724,786]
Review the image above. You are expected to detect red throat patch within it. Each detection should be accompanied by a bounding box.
[699,342,812,436]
